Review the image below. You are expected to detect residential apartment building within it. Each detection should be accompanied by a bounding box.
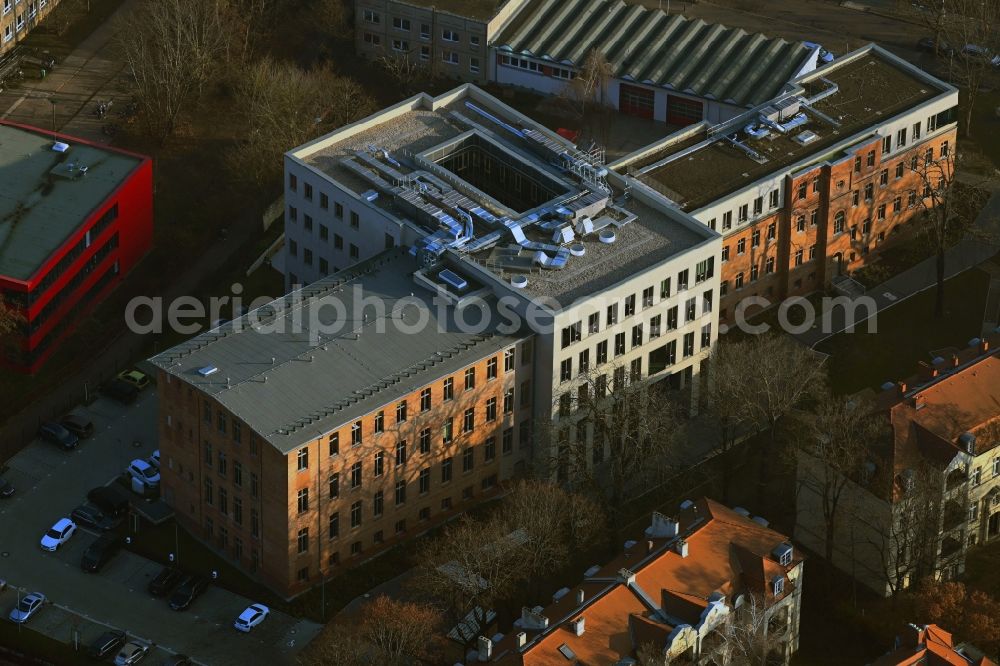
[481,498,804,665]
[284,84,720,478]
[353,0,530,85]
[616,44,958,324]
[151,249,535,598]
[0,121,153,372]
[871,623,998,666]
[1,0,58,56]
[795,333,1000,597]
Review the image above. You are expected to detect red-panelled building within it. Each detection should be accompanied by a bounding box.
[0,122,153,372]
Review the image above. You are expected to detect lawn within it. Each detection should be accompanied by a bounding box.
[817,267,991,395]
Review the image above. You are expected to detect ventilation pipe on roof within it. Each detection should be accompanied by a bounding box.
[648,511,679,538]
[951,354,960,368]
[897,381,907,397]
[516,632,527,648]
[675,539,689,558]
[571,617,585,637]
[980,339,991,354]
[575,589,585,604]
[913,394,926,410]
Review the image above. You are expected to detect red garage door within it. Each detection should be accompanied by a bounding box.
[666,95,704,126]
[619,83,655,119]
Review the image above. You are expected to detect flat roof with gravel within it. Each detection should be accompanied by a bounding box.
[0,124,141,282]
[630,47,950,212]
[292,86,712,309]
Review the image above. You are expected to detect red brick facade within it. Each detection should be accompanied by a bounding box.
[157,337,535,598]
[717,126,957,323]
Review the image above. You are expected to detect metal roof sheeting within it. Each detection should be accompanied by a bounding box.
[497,0,811,107]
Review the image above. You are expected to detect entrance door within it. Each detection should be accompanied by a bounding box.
[619,83,655,120]
[666,94,704,126]
[989,511,1000,539]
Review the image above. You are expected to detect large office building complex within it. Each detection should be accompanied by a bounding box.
[0,122,153,372]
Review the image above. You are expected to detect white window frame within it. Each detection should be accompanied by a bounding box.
[469,57,480,74]
[391,16,410,31]
[442,28,459,42]
[391,39,408,53]
[362,9,379,24]
[2,0,11,15]
[15,11,23,29]
[442,50,458,65]
[419,45,430,61]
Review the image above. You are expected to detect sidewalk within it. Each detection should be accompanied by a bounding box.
[794,187,1000,348]
[1,0,141,142]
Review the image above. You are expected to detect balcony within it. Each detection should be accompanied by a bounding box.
[940,535,962,559]
[946,468,968,492]
[942,500,967,532]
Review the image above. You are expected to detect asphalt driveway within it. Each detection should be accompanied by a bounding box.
[0,388,321,665]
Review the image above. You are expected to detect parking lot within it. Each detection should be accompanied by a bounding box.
[0,386,321,664]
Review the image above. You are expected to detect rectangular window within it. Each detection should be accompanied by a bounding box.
[329,512,340,539]
[722,211,732,230]
[442,28,458,42]
[614,333,625,357]
[351,501,362,528]
[462,407,475,433]
[441,457,453,483]
[485,397,497,422]
[297,528,309,554]
[912,121,921,140]
[738,204,748,222]
[374,411,384,433]
[631,324,643,348]
[395,440,407,467]
[769,189,780,208]
[464,367,476,390]
[420,388,431,411]
[329,433,340,457]
[624,295,635,317]
[882,135,892,153]
[374,491,383,517]
[297,447,308,471]
[329,473,339,499]
[753,196,763,216]
[351,462,362,488]
[462,447,474,472]
[419,468,431,494]
[374,451,384,477]
[896,128,907,148]
[560,358,572,382]
[504,348,515,371]
[443,378,454,401]
[443,418,453,444]
[484,437,496,462]
[607,303,618,326]
[503,389,514,414]
[596,341,608,365]
[297,488,309,514]
[486,357,498,380]
[395,480,406,505]
[660,277,671,299]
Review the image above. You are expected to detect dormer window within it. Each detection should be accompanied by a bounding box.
[772,575,784,597]
[772,542,793,566]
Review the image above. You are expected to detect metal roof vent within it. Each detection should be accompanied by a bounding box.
[599,229,616,244]
[793,130,819,145]
[52,141,70,153]
[570,243,586,256]
[511,275,528,289]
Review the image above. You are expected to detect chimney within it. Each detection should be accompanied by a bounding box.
[675,539,689,558]
[575,589,585,605]
[516,632,527,648]
[980,339,990,354]
[951,354,960,368]
[571,616,585,636]
[521,607,549,630]
[477,636,493,662]
[648,512,679,538]
[913,394,926,410]
[897,381,908,397]
[918,361,938,380]
[618,568,637,585]
[647,540,655,553]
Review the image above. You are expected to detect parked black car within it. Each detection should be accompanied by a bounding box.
[0,476,13,499]
[169,575,208,611]
[60,412,94,439]
[87,485,130,519]
[148,566,185,597]
[101,378,139,404]
[87,629,126,659]
[81,533,122,573]
[38,421,79,450]
[916,37,956,57]
[70,502,120,531]
[160,656,192,666]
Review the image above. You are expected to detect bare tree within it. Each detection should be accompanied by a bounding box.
[0,295,24,336]
[500,480,606,585]
[298,624,371,666]
[115,0,232,143]
[408,515,528,648]
[560,49,615,146]
[541,364,686,541]
[359,595,447,665]
[229,0,280,62]
[795,396,882,590]
[907,147,996,317]
[893,0,955,53]
[227,58,377,185]
[309,0,353,39]
[708,335,826,504]
[939,0,1000,137]
[377,53,431,96]
[719,594,786,666]
[868,465,942,597]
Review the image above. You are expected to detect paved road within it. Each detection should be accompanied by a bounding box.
[794,186,1000,348]
[0,389,321,665]
[0,0,140,143]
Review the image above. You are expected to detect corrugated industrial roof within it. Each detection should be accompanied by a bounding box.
[150,249,526,454]
[496,0,811,107]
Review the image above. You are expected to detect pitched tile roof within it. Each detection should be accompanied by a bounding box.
[492,498,802,665]
[496,0,811,107]
[871,624,999,666]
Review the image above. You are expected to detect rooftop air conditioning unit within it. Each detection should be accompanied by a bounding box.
[793,131,820,145]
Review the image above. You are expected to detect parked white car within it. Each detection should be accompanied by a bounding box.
[114,640,150,665]
[40,518,76,551]
[128,459,160,487]
[8,592,45,623]
[148,449,160,469]
[233,603,270,632]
